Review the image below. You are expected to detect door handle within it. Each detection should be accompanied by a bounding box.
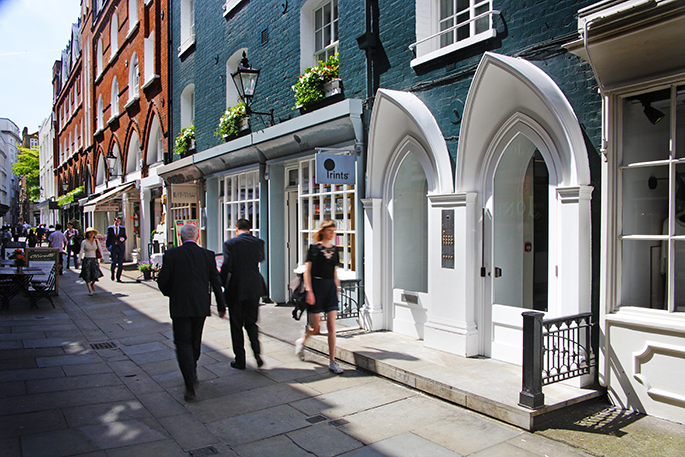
[494,267,502,278]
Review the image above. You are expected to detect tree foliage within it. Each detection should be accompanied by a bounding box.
[12,146,40,201]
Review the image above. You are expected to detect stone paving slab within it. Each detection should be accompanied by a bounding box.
[0,265,676,456]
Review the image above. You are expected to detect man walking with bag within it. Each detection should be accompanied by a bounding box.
[221,218,266,370]
[158,223,226,401]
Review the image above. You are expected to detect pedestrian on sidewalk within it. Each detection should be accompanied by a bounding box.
[220,218,266,370]
[65,222,81,269]
[27,229,37,248]
[157,223,226,402]
[79,227,104,295]
[47,224,66,275]
[295,219,344,374]
[36,224,45,246]
[106,217,126,282]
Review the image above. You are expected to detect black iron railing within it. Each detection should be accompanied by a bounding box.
[321,279,363,321]
[519,311,596,409]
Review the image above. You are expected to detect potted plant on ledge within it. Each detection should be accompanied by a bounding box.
[138,261,152,281]
[216,102,249,142]
[293,54,342,114]
[174,125,195,158]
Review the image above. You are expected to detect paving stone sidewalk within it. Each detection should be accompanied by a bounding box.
[0,265,682,456]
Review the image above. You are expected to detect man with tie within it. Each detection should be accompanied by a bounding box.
[106,216,127,282]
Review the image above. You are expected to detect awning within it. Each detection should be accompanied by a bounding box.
[82,182,135,212]
[565,1,685,90]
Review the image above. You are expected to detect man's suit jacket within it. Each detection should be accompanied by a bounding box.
[221,233,266,305]
[106,224,127,253]
[158,241,226,318]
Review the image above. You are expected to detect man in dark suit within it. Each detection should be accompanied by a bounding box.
[158,223,226,401]
[106,216,127,282]
[221,218,266,370]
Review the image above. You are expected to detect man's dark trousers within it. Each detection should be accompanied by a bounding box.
[228,299,260,366]
[110,249,124,280]
[172,316,206,391]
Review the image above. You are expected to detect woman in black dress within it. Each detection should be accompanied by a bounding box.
[295,220,343,374]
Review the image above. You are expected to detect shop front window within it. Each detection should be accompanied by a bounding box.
[221,169,260,242]
[620,84,685,311]
[298,157,356,271]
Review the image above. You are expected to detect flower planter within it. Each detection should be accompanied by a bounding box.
[223,118,251,142]
[142,270,151,280]
[323,78,343,97]
[298,92,345,115]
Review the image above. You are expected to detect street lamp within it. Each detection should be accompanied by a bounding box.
[105,150,120,178]
[231,52,274,126]
[61,181,68,194]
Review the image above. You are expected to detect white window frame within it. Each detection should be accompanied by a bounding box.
[179,0,195,57]
[128,53,140,103]
[96,95,104,132]
[611,80,685,313]
[128,0,139,34]
[110,76,119,121]
[96,38,103,77]
[143,31,158,88]
[299,0,338,74]
[411,0,497,68]
[219,169,261,244]
[295,157,356,272]
[180,84,195,129]
[110,13,119,60]
[313,0,338,63]
[226,49,247,109]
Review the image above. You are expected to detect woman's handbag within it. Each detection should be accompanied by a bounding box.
[96,247,102,260]
[289,275,308,320]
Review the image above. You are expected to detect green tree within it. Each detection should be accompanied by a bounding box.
[12,146,40,201]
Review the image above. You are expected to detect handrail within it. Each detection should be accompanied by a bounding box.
[408,10,501,51]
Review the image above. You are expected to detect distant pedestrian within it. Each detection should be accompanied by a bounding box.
[106,217,126,282]
[295,220,344,374]
[36,224,45,246]
[47,224,66,275]
[65,222,81,269]
[11,223,21,242]
[157,223,226,402]
[79,227,104,295]
[27,229,37,248]
[220,218,266,370]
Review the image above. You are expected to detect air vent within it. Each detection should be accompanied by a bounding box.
[188,446,218,457]
[306,414,328,424]
[261,28,269,44]
[329,418,349,427]
[90,342,117,350]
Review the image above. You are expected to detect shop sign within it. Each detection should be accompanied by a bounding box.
[315,153,356,185]
[95,202,120,212]
[171,185,198,205]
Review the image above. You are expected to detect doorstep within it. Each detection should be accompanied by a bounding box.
[305,329,603,431]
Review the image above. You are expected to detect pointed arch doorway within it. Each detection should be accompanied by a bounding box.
[458,53,592,365]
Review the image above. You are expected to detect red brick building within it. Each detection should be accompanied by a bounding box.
[58,0,169,261]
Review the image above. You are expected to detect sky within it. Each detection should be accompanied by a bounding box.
[0,0,81,134]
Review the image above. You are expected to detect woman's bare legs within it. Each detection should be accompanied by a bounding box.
[325,310,336,362]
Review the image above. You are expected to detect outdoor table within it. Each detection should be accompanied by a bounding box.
[0,266,44,309]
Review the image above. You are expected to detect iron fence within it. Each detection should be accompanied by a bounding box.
[519,311,597,409]
[321,278,363,321]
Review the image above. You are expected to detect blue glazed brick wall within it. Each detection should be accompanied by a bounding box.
[171,0,368,155]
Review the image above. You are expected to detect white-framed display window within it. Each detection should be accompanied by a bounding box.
[618,82,685,312]
[219,169,260,243]
[295,157,356,272]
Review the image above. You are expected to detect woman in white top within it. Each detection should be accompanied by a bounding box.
[79,227,104,295]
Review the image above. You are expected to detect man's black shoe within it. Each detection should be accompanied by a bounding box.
[230,361,246,370]
[255,355,264,368]
[116,279,123,283]
[184,389,196,402]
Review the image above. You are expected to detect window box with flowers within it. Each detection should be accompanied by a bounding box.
[216,102,250,142]
[175,125,196,158]
[293,54,343,114]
